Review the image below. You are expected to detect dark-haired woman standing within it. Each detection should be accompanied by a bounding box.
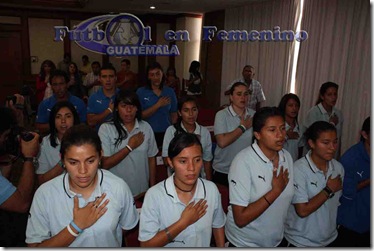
[225,107,294,247]
[26,125,139,247]
[136,62,178,146]
[139,133,225,247]
[284,121,344,247]
[162,96,213,180]
[304,82,343,158]
[37,101,80,185]
[99,90,158,197]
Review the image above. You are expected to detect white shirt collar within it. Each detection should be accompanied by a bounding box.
[181,122,201,135]
[63,169,104,199]
[251,140,286,165]
[305,150,336,174]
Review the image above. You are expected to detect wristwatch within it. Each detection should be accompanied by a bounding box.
[23,156,39,168]
[323,186,334,199]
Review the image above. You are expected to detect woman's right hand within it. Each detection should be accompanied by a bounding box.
[179,199,207,227]
[127,132,145,150]
[271,166,289,195]
[326,174,342,193]
[72,193,109,230]
[240,115,253,130]
[157,96,171,108]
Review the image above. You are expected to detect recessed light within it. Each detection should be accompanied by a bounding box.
[150,6,156,9]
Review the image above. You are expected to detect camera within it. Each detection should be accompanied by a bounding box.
[2,127,35,157]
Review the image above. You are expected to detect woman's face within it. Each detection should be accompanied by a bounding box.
[43,64,52,73]
[55,107,74,137]
[179,101,198,127]
[230,85,249,109]
[309,130,337,162]
[167,144,202,187]
[148,68,163,87]
[254,115,286,153]
[321,87,338,107]
[118,101,137,124]
[69,64,77,74]
[285,98,300,119]
[64,143,100,192]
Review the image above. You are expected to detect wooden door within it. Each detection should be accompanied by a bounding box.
[0,30,23,103]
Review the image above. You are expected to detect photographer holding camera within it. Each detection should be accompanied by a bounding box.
[0,106,40,213]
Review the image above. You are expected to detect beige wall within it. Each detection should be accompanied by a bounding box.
[70,20,104,71]
[28,18,64,74]
[156,23,171,72]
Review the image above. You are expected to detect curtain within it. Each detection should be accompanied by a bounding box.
[221,0,300,106]
[296,0,370,154]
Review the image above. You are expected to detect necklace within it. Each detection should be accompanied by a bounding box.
[173,178,196,193]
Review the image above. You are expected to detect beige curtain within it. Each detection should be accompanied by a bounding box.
[296,0,371,154]
[221,0,300,106]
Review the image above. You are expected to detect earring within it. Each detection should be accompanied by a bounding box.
[98,161,102,168]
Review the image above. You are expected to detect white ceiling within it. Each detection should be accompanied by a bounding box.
[0,0,260,15]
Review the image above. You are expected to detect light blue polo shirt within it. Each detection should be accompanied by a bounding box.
[283,122,305,162]
[87,87,119,131]
[225,141,294,247]
[136,86,178,133]
[213,105,255,174]
[162,122,213,161]
[37,134,62,175]
[36,93,87,123]
[26,169,139,247]
[284,150,344,247]
[0,175,16,205]
[138,175,226,247]
[99,119,158,196]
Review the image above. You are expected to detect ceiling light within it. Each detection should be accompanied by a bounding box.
[150,6,156,9]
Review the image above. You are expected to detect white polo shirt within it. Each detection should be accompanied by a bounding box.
[225,141,294,247]
[99,119,158,196]
[283,122,305,162]
[26,169,139,247]
[284,150,344,247]
[138,175,226,247]
[37,135,62,174]
[213,105,255,174]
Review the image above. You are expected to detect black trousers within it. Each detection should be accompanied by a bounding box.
[334,225,370,247]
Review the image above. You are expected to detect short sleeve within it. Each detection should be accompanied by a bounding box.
[138,189,162,242]
[0,176,16,205]
[118,180,139,230]
[162,126,175,157]
[213,110,228,135]
[201,127,213,161]
[98,124,114,157]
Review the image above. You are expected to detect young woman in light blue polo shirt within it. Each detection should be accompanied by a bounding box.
[162,95,213,180]
[99,90,158,197]
[37,101,80,185]
[284,121,344,247]
[212,82,255,186]
[139,133,226,247]
[26,125,139,247]
[225,107,294,247]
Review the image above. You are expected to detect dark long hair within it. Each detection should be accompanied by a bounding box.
[39,60,56,82]
[112,90,142,148]
[304,121,336,143]
[189,61,201,78]
[60,124,102,160]
[145,61,165,89]
[49,101,80,148]
[278,93,301,124]
[168,133,202,159]
[252,106,284,143]
[173,96,198,136]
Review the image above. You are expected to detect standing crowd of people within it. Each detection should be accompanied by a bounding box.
[0,56,370,247]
